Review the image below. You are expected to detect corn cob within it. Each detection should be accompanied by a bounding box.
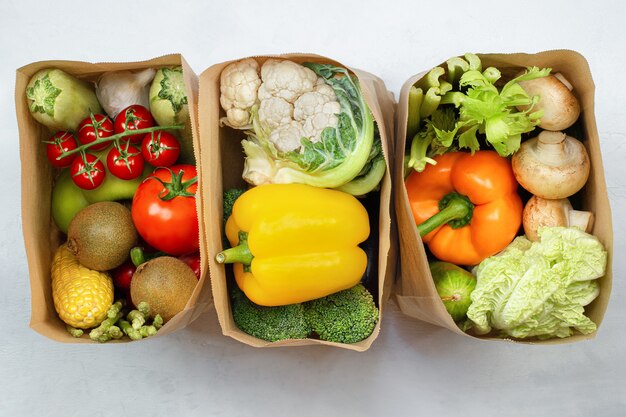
[51,244,114,329]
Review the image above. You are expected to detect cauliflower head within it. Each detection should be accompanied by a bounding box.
[294,87,341,142]
[220,58,261,127]
[268,121,305,153]
[258,96,293,130]
[220,60,378,191]
[258,59,318,103]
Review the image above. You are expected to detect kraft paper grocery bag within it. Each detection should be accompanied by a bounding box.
[394,50,613,343]
[16,54,212,343]
[199,53,397,351]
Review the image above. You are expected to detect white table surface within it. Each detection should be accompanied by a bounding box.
[2,1,625,416]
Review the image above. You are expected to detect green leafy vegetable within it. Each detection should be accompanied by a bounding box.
[242,63,375,188]
[336,133,386,196]
[407,107,459,172]
[444,66,551,156]
[405,53,551,172]
[467,227,607,339]
[406,86,423,141]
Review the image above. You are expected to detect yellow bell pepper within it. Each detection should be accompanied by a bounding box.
[216,184,370,306]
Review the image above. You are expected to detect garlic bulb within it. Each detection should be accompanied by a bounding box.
[96,68,156,118]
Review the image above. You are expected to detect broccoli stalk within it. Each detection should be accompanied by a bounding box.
[304,284,379,344]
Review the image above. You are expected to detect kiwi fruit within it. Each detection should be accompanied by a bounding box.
[130,256,198,322]
[67,201,137,271]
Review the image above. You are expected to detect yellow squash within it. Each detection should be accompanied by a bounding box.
[216,184,370,306]
[51,244,114,329]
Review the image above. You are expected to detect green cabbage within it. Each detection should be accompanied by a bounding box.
[467,227,607,339]
[241,63,375,189]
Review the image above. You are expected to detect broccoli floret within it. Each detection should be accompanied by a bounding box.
[304,284,379,344]
[231,286,311,342]
[223,188,245,225]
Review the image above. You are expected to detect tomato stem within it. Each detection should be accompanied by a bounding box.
[153,167,197,201]
[417,192,474,237]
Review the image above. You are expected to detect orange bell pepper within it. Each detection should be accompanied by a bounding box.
[405,150,522,266]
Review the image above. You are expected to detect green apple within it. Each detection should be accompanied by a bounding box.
[430,261,476,322]
[81,160,152,204]
[51,169,90,233]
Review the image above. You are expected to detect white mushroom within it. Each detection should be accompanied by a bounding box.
[523,196,594,241]
[512,131,590,199]
[517,73,580,131]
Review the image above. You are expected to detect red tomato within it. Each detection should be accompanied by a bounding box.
[141,131,181,167]
[45,131,78,168]
[112,260,136,292]
[178,252,201,279]
[131,164,199,256]
[70,153,106,190]
[78,114,114,151]
[107,143,145,180]
[115,105,155,143]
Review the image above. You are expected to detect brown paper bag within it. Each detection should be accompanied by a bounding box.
[16,54,212,343]
[199,54,397,351]
[394,50,613,343]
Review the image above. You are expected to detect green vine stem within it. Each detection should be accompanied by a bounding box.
[57,123,184,161]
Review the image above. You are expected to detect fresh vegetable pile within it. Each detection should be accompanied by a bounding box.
[26,65,201,342]
[404,53,607,339]
[216,58,386,344]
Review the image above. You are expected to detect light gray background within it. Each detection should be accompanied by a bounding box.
[2,1,624,416]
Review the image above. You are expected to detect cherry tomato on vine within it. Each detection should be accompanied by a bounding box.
[77,114,114,151]
[141,131,180,167]
[114,105,155,143]
[107,143,145,180]
[45,131,78,168]
[131,164,199,256]
[70,153,106,190]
